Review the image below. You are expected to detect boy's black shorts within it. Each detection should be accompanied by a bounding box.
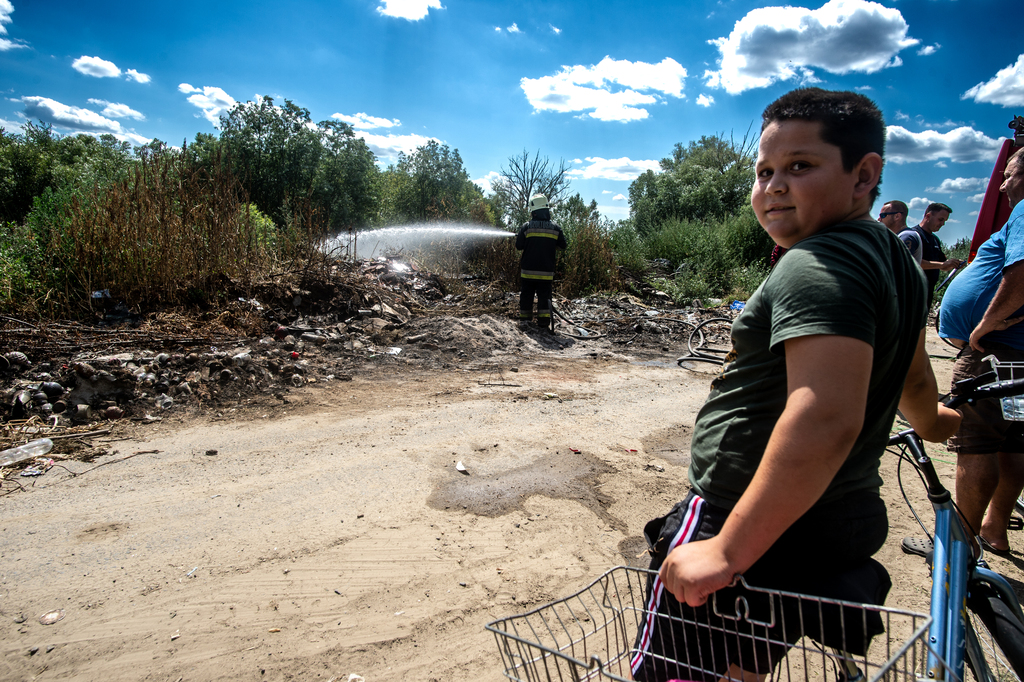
[631,491,891,682]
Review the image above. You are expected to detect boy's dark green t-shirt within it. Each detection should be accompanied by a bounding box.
[688,219,927,510]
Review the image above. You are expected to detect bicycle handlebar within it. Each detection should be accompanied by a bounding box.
[887,373,1024,450]
[944,372,1024,410]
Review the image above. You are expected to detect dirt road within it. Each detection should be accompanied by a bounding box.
[2,329,1021,681]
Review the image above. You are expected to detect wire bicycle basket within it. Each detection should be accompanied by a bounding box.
[487,566,933,682]
[988,356,1024,421]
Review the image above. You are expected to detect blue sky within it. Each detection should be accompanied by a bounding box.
[2,0,1022,243]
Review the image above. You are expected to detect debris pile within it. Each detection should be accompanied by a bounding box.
[1,257,738,433]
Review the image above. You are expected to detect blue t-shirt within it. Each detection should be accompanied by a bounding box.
[939,201,1024,350]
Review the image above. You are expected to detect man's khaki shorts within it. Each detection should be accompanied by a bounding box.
[948,344,1024,455]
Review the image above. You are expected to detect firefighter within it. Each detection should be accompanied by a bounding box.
[516,194,567,331]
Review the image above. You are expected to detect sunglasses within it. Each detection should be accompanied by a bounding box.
[879,211,904,218]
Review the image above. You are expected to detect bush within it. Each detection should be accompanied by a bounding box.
[0,221,42,310]
[559,218,617,297]
[932,236,971,307]
[606,220,647,274]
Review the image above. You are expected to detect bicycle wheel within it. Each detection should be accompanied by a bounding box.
[1016,493,1024,517]
[965,583,1024,682]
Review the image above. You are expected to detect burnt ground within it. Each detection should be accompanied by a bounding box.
[0,257,736,470]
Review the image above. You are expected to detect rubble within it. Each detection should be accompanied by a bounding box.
[0,257,737,462]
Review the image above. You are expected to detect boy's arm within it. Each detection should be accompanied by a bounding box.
[899,328,962,441]
[659,334,871,607]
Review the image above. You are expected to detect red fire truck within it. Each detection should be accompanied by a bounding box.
[968,116,1024,261]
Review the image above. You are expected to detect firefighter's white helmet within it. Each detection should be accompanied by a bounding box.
[528,194,549,212]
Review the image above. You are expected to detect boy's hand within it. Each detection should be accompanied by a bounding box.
[924,403,962,443]
[659,537,735,607]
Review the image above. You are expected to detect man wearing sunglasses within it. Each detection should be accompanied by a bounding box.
[878,200,909,235]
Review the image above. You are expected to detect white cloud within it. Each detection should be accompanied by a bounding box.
[926,177,987,193]
[0,0,13,33]
[566,156,661,181]
[704,0,917,94]
[331,112,400,130]
[895,111,910,121]
[967,193,986,204]
[908,197,932,211]
[696,94,714,107]
[598,203,630,220]
[356,131,437,163]
[72,55,121,78]
[88,98,145,120]
[601,190,613,194]
[473,171,501,194]
[0,116,24,132]
[969,210,980,217]
[20,96,149,144]
[550,24,561,35]
[178,83,235,126]
[885,125,1003,164]
[917,44,940,56]
[613,193,627,201]
[494,26,501,32]
[125,69,151,84]
[376,0,442,21]
[521,56,687,122]
[507,22,521,33]
[935,161,948,168]
[855,85,872,91]
[962,54,1024,107]
[0,0,26,51]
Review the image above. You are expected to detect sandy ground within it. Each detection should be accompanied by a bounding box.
[2,325,1023,681]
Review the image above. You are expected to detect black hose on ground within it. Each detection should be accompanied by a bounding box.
[677,317,733,367]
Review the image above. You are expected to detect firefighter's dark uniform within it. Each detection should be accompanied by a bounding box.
[515,207,567,329]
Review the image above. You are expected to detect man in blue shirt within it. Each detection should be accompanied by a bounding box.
[939,147,1024,554]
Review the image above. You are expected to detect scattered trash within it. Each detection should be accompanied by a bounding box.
[38,609,65,625]
[730,300,746,311]
[570,448,581,454]
[646,461,665,472]
[455,461,468,475]
[205,449,218,456]
[0,438,53,467]
[91,289,111,299]
[268,628,282,633]
[386,347,402,355]
[171,630,180,641]
[626,448,638,452]
[186,566,199,578]
[542,393,559,400]
[20,459,52,477]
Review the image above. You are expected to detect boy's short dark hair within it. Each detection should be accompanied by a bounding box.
[762,88,885,202]
[925,202,952,215]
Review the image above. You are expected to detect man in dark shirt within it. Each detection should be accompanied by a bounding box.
[905,202,961,309]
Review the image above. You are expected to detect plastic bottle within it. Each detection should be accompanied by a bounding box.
[0,438,54,467]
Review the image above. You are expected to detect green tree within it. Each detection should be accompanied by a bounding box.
[377,141,483,224]
[628,133,756,236]
[0,122,135,225]
[218,96,379,231]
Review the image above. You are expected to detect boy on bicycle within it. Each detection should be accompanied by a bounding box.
[632,88,961,682]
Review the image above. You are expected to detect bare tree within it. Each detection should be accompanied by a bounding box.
[494,149,571,227]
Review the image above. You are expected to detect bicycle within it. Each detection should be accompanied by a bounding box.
[890,361,1024,682]
[487,369,1024,682]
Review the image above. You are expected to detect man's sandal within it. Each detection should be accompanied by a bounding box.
[901,536,933,559]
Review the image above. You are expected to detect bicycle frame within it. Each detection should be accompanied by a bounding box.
[893,429,1024,682]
